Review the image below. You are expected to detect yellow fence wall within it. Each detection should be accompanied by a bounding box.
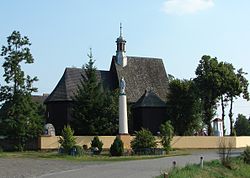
[38,136,250,150]
[39,136,116,150]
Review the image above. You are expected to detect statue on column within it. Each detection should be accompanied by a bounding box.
[120,77,126,94]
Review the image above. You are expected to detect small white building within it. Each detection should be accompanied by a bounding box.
[212,118,223,136]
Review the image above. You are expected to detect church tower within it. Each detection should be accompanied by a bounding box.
[116,23,127,67]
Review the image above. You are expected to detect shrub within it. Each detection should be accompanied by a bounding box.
[242,146,250,164]
[59,125,76,155]
[131,128,157,153]
[74,145,84,156]
[91,136,103,155]
[219,139,233,169]
[110,137,124,156]
[159,121,174,154]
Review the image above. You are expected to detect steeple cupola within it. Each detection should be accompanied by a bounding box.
[116,23,127,67]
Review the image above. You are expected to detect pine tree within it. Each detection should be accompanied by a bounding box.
[71,49,118,135]
[0,31,43,151]
[59,125,76,154]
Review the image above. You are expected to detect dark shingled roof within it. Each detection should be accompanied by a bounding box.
[44,68,113,103]
[32,94,49,104]
[45,56,169,103]
[111,56,169,103]
[133,90,167,108]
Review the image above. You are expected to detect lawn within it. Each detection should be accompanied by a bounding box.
[156,157,250,178]
[0,149,188,162]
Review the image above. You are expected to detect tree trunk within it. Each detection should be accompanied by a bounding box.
[204,100,213,136]
[229,96,234,136]
[221,96,225,135]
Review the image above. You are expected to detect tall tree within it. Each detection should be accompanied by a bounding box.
[166,79,202,135]
[194,55,221,135]
[71,49,118,135]
[227,68,249,135]
[217,62,235,134]
[0,31,43,151]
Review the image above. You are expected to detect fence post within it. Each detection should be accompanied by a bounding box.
[173,161,176,169]
[200,156,204,168]
[163,172,168,178]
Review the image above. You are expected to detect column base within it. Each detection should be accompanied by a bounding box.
[118,134,131,150]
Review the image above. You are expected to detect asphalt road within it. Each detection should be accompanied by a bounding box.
[39,150,219,178]
[0,149,243,178]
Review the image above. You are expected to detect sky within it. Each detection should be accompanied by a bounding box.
[1,0,250,133]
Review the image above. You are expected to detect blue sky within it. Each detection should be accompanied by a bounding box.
[1,0,250,132]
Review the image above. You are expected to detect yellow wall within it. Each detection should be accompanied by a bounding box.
[171,136,237,149]
[39,136,250,150]
[235,136,250,148]
[39,136,116,150]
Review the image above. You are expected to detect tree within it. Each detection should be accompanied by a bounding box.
[130,128,157,152]
[217,62,231,134]
[59,125,76,155]
[159,121,174,153]
[91,136,103,155]
[71,49,118,135]
[194,55,221,135]
[166,79,202,135]
[110,137,124,156]
[234,114,250,136]
[224,68,249,135]
[0,31,43,151]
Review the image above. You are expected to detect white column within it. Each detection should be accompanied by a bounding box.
[119,94,128,134]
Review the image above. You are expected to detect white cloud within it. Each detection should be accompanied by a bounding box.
[162,0,214,15]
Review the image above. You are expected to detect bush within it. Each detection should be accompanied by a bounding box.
[91,136,103,155]
[74,145,84,156]
[242,146,250,164]
[59,125,76,155]
[219,139,233,169]
[159,121,174,154]
[110,137,124,156]
[131,128,157,153]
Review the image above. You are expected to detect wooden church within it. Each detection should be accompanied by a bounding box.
[44,26,170,135]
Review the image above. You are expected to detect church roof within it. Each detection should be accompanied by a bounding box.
[45,56,169,103]
[111,56,169,103]
[133,90,167,108]
[44,68,113,103]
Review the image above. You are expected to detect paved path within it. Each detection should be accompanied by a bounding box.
[0,149,243,178]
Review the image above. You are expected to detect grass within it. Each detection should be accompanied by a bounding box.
[156,157,250,178]
[0,149,189,162]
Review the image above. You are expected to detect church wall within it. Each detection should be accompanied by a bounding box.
[132,107,167,135]
[46,101,72,135]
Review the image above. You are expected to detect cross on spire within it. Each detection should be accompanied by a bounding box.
[120,22,122,37]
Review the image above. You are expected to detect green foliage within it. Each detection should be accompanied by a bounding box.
[74,145,84,156]
[242,146,250,164]
[166,79,202,135]
[110,137,124,156]
[91,136,103,155]
[71,49,118,135]
[131,128,157,151]
[234,114,250,136]
[0,31,43,151]
[159,121,174,153]
[59,125,76,155]
[157,158,250,178]
[194,55,221,135]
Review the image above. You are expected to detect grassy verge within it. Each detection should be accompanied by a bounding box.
[0,149,189,162]
[156,157,250,178]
